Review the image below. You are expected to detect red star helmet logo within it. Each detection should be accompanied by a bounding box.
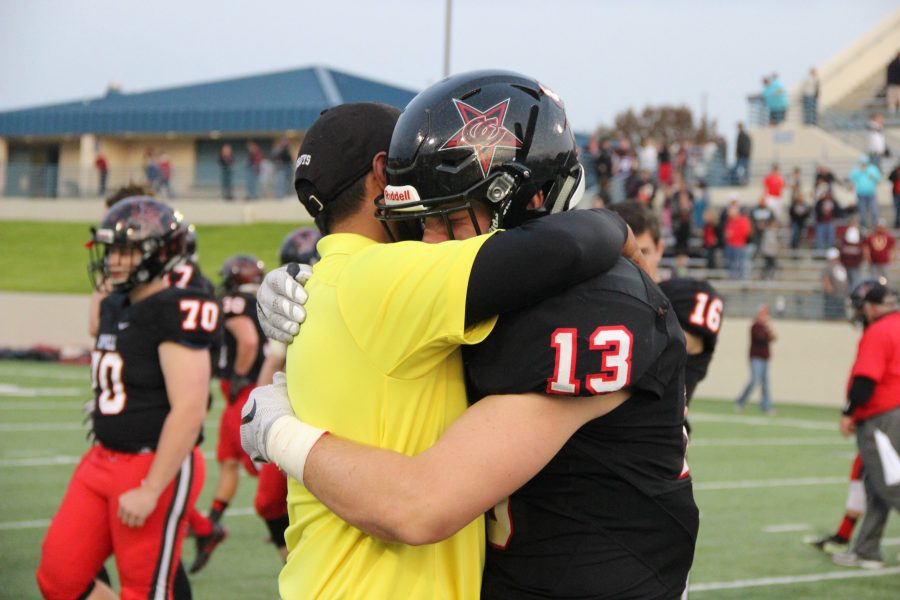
[440,98,523,178]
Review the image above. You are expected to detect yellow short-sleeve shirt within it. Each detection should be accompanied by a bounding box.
[281,232,497,600]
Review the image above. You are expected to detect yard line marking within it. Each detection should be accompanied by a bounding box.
[0,384,84,398]
[695,476,845,490]
[0,506,257,531]
[691,437,849,447]
[0,368,87,381]
[0,451,217,468]
[689,566,900,592]
[0,423,83,432]
[690,413,835,431]
[762,523,811,533]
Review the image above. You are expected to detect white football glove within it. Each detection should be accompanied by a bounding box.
[256,263,313,344]
[240,371,296,463]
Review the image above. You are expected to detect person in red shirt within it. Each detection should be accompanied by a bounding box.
[724,199,752,279]
[833,282,900,569]
[864,219,896,282]
[95,153,108,196]
[735,303,777,414]
[763,163,785,218]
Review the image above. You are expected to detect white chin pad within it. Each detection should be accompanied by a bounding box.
[566,165,586,211]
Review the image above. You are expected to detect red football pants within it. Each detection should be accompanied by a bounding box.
[255,463,288,521]
[37,445,204,600]
[218,380,258,474]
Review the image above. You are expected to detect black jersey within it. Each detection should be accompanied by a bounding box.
[92,286,219,452]
[658,277,723,402]
[218,290,266,382]
[167,259,216,296]
[464,258,696,600]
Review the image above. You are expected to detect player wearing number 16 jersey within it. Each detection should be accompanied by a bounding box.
[37,197,218,600]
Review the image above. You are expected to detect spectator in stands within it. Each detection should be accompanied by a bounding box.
[815,164,838,191]
[815,185,840,250]
[887,51,900,116]
[594,138,614,195]
[802,68,820,126]
[763,163,785,218]
[246,141,263,200]
[272,137,294,198]
[734,122,751,185]
[157,153,173,199]
[840,215,865,291]
[789,191,811,251]
[735,303,777,414]
[763,74,789,126]
[638,137,658,176]
[672,191,693,276]
[867,114,887,170]
[693,180,709,229]
[658,140,673,187]
[95,152,108,196]
[144,149,159,191]
[219,144,234,200]
[724,199,752,279]
[848,155,882,229]
[889,161,900,228]
[760,220,779,280]
[625,168,656,207]
[703,209,720,269]
[822,248,850,320]
[864,219,896,282]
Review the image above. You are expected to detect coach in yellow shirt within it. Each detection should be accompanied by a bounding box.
[266,103,628,599]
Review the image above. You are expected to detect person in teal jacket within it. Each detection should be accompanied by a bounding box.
[848,155,883,229]
[763,74,789,125]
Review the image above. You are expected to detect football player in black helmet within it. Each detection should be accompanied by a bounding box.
[279,226,321,266]
[39,196,216,600]
[188,254,267,574]
[247,72,695,599]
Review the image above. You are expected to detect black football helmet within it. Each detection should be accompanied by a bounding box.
[849,278,896,326]
[376,70,584,239]
[219,254,265,293]
[279,226,321,266]
[88,196,188,293]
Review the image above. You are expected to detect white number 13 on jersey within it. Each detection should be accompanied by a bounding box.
[547,326,633,395]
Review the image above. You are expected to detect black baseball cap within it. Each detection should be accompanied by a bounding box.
[294,102,401,218]
[864,282,897,305]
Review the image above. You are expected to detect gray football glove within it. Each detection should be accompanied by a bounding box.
[240,371,296,462]
[256,262,313,344]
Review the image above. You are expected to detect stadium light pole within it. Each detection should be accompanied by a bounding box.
[443,0,452,78]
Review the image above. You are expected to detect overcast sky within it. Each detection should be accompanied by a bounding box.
[0,0,896,139]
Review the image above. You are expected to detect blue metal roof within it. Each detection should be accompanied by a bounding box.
[0,67,418,136]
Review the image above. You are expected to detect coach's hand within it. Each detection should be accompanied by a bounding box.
[118,484,160,528]
[241,371,296,463]
[257,263,312,344]
[839,415,855,438]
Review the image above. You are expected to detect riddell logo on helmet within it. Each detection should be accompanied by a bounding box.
[383,186,421,205]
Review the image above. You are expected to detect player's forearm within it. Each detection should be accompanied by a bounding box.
[234,339,259,376]
[143,403,206,494]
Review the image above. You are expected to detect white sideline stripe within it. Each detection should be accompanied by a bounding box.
[0,423,83,432]
[695,476,845,490]
[763,523,810,533]
[690,413,835,431]
[691,437,849,447]
[689,566,900,592]
[0,401,83,410]
[0,384,84,397]
[0,450,216,467]
[0,507,257,531]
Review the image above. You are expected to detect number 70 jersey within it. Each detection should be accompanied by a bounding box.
[91,286,220,452]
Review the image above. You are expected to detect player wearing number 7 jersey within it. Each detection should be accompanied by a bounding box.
[37,196,218,600]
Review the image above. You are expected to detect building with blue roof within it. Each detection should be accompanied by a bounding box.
[0,66,417,198]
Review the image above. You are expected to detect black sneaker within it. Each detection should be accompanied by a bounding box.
[189,523,228,574]
[803,533,849,555]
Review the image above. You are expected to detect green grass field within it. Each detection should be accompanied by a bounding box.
[3,360,900,599]
[0,221,310,294]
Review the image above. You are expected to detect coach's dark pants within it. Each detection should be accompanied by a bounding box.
[853,408,900,560]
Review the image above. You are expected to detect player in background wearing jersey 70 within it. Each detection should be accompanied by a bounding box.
[38,197,217,600]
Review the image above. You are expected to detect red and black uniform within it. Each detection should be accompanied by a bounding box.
[464,257,696,600]
[37,286,219,600]
[216,290,265,469]
[659,277,724,402]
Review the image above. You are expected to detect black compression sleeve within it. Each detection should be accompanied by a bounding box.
[843,376,877,416]
[465,209,627,327]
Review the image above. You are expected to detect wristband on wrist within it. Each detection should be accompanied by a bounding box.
[265,416,328,485]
